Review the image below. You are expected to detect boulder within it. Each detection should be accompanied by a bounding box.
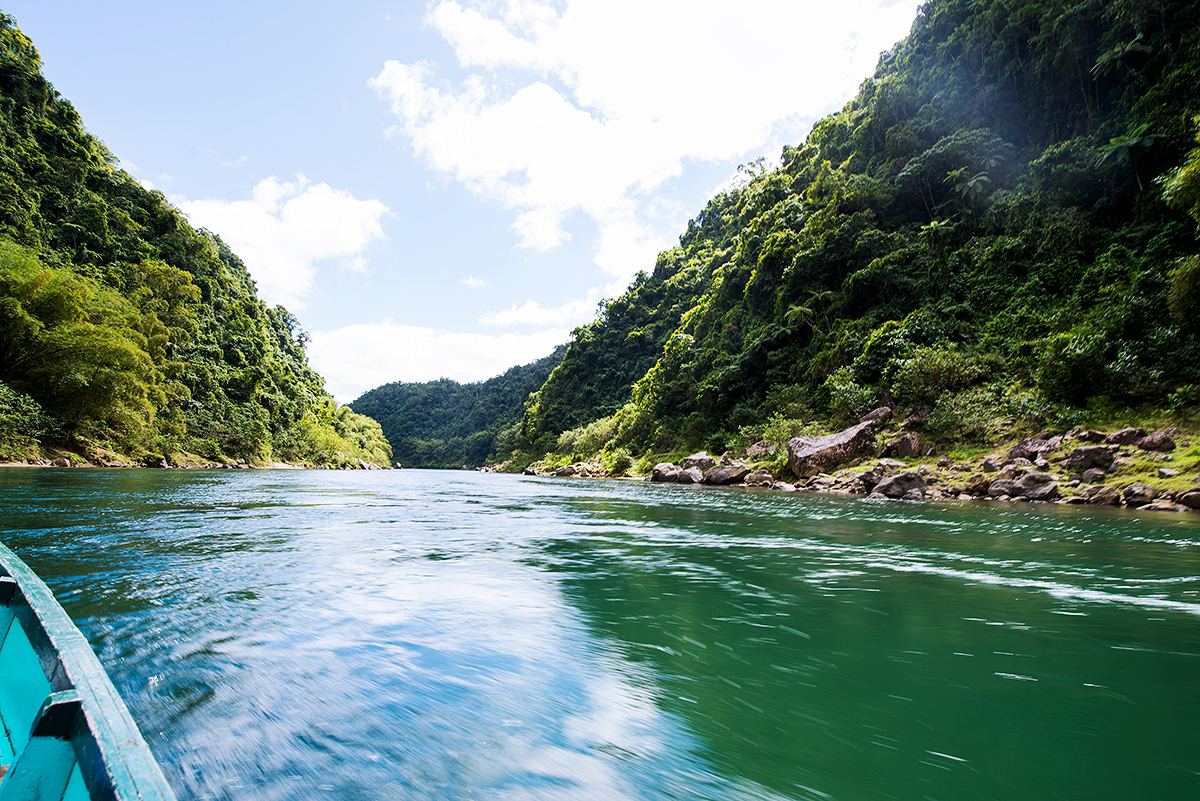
[964,474,992,496]
[997,464,1027,481]
[703,464,751,485]
[522,467,538,476]
[787,421,877,479]
[1072,429,1108,442]
[682,452,717,471]
[1134,432,1176,452]
[744,469,775,487]
[51,457,70,468]
[873,471,927,499]
[1015,472,1059,501]
[981,457,1002,473]
[1105,427,1146,445]
[650,463,681,482]
[746,440,776,457]
[772,481,798,492]
[1009,438,1053,461]
[554,465,577,477]
[1176,490,1200,509]
[1065,446,1116,472]
[902,488,925,501]
[676,466,704,485]
[882,432,923,459]
[1081,468,1107,485]
[1158,468,1182,479]
[857,466,885,493]
[988,479,1019,498]
[1122,482,1158,507]
[1086,485,1122,505]
[1138,500,1192,513]
[859,406,893,424]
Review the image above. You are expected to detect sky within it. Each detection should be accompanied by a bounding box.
[5,0,923,402]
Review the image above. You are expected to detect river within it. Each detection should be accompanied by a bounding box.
[1,468,1198,800]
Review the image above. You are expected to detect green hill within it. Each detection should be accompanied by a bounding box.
[511,0,1200,469]
[0,14,389,466]
[350,347,565,469]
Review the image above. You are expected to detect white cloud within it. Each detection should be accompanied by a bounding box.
[372,0,922,290]
[480,293,597,328]
[308,320,569,402]
[176,175,389,310]
[461,275,490,288]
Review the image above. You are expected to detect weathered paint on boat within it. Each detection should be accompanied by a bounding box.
[0,542,176,801]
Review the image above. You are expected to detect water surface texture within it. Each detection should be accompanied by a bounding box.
[1,468,1199,800]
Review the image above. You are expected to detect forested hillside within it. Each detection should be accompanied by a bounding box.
[0,14,389,466]
[510,0,1200,469]
[350,347,564,468]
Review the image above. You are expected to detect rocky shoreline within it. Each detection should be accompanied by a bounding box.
[528,408,1200,515]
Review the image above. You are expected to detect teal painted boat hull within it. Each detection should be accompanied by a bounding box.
[0,542,176,801]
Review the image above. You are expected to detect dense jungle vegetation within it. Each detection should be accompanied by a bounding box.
[515,0,1200,470]
[366,0,1200,472]
[0,14,390,466]
[350,347,564,469]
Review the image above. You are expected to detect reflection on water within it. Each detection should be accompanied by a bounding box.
[2,468,1199,800]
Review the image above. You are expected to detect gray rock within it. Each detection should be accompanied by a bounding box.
[746,440,776,457]
[1015,472,1059,501]
[1134,432,1176,452]
[858,466,885,492]
[1176,490,1200,509]
[1081,468,1107,484]
[902,488,925,501]
[650,463,680,482]
[1106,427,1146,445]
[982,458,1002,473]
[1009,438,1053,461]
[859,406,893,424]
[1086,485,1122,505]
[882,432,923,459]
[1158,468,1182,479]
[744,469,775,487]
[554,465,577,477]
[1072,429,1108,442]
[964,474,992,496]
[873,471,928,499]
[703,464,751,485]
[682,452,717,471]
[1138,500,1191,513]
[1065,446,1116,472]
[988,479,1019,498]
[787,421,877,479]
[771,481,797,492]
[1123,482,1158,507]
[997,464,1026,481]
[676,466,704,484]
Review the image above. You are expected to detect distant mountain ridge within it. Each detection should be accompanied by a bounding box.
[350,346,565,468]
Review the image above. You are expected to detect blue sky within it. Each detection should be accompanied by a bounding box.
[7,0,923,401]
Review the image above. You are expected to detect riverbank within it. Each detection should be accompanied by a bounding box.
[518,415,1200,514]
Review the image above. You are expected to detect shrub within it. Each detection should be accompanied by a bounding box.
[891,345,985,406]
[925,388,1003,439]
[822,366,875,424]
[0,381,53,459]
[601,446,633,476]
[557,414,618,458]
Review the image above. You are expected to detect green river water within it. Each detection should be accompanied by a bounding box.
[1,467,1198,800]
